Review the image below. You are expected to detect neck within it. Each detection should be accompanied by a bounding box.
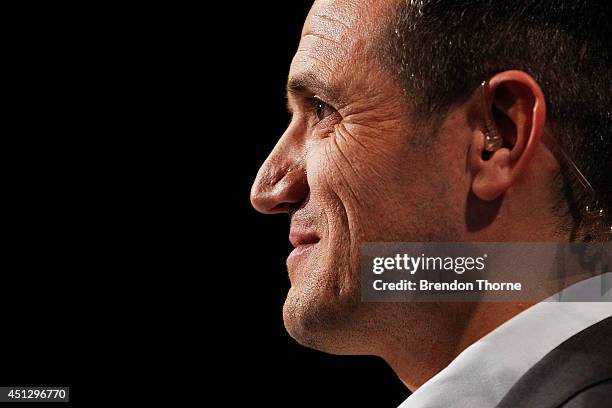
[382,302,534,390]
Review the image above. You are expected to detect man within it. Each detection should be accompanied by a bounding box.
[250,0,611,406]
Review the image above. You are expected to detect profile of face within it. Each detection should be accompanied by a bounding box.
[250,0,470,354]
[251,0,553,356]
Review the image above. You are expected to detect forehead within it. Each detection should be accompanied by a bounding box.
[289,0,393,99]
[302,0,362,47]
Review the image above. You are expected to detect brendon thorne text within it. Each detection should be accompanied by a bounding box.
[373,279,522,292]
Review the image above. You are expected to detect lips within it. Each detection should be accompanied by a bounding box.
[289,230,320,248]
[287,230,320,262]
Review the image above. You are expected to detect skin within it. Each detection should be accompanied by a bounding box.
[250,0,568,391]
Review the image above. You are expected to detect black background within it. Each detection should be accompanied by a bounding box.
[221,2,409,407]
[3,2,409,406]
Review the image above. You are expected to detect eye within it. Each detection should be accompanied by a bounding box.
[313,96,336,122]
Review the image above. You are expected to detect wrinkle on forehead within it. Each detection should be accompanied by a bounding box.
[289,0,400,111]
[298,0,395,58]
[302,0,361,38]
[293,1,366,79]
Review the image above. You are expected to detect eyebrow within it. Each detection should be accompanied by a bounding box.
[286,71,343,109]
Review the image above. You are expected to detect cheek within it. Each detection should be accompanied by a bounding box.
[306,137,361,236]
[304,126,400,247]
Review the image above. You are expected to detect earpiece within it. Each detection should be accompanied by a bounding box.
[483,128,502,152]
[480,81,503,152]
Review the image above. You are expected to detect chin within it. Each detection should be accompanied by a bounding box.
[282,267,364,354]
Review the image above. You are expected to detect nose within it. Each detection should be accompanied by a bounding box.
[250,134,309,214]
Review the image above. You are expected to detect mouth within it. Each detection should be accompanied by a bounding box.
[288,230,320,260]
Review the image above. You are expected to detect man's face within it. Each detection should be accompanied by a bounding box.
[251,0,465,353]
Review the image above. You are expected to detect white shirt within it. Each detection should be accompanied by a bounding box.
[398,273,612,408]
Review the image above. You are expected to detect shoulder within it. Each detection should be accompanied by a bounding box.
[497,316,612,408]
[561,380,612,408]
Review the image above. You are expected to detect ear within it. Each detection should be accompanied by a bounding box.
[470,70,546,201]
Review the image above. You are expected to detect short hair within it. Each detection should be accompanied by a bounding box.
[380,0,611,240]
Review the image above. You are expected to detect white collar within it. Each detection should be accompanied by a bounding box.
[398,273,612,408]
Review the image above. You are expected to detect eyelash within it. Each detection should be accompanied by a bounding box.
[310,96,338,125]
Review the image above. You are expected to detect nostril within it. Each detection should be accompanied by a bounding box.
[251,160,309,214]
[250,178,282,214]
[251,188,289,214]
